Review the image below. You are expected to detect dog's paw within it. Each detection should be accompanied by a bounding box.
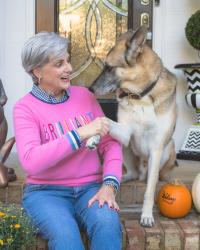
[86,135,101,150]
[110,133,130,147]
[140,212,155,227]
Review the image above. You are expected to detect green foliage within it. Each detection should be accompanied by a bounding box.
[185,10,200,50]
[0,203,38,250]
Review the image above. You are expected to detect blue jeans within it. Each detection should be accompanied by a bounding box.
[22,182,122,250]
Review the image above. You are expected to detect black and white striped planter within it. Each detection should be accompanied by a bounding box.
[175,63,200,160]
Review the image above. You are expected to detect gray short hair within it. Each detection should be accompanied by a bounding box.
[21,32,68,83]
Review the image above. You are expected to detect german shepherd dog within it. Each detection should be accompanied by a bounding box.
[88,26,177,227]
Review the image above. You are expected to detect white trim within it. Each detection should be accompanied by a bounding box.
[152,0,166,60]
[24,0,35,92]
[0,1,6,81]
[25,0,35,37]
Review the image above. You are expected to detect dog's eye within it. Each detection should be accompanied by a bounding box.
[105,64,113,72]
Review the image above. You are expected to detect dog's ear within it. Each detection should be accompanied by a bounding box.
[125,25,147,66]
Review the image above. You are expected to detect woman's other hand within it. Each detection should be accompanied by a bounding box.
[77,117,109,140]
[88,185,119,211]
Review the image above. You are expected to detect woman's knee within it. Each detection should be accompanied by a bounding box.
[87,206,122,250]
[88,204,121,232]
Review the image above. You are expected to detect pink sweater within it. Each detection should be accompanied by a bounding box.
[13,86,122,186]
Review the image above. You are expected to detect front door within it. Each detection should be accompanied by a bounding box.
[35,0,153,121]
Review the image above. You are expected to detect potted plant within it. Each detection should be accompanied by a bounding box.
[185,10,200,54]
[175,10,200,161]
[0,203,38,250]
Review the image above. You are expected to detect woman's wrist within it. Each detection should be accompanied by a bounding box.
[76,127,87,140]
[103,180,119,196]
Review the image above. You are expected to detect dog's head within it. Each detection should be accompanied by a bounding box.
[90,25,148,95]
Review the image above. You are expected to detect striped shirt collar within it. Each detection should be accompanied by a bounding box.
[31,84,69,104]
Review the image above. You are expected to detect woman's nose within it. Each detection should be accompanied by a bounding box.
[65,61,72,73]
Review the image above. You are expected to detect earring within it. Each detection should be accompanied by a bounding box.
[38,76,42,84]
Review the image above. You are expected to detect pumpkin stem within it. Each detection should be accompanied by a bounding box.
[172,178,183,185]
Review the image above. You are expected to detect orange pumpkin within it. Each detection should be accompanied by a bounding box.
[157,180,192,218]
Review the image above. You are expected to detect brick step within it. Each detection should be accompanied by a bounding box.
[27,210,200,250]
[1,156,200,249]
[0,179,193,207]
[118,180,193,207]
[124,211,200,250]
[1,181,199,249]
[120,204,158,220]
[1,181,200,250]
[117,181,164,206]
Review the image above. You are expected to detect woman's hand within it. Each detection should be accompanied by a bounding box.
[88,185,119,211]
[77,117,109,140]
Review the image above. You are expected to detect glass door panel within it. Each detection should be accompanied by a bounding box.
[59,0,128,94]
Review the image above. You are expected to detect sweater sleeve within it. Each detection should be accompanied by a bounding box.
[13,102,80,176]
[88,91,123,185]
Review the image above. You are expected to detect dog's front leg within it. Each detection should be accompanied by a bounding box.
[108,119,131,147]
[140,148,163,227]
[86,119,131,149]
[122,147,139,182]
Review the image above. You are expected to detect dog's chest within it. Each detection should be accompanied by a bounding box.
[118,103,158,156]
[119,102,157,128]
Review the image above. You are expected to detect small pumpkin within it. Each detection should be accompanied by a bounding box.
[192,173,200,213]
[157,179,192,218]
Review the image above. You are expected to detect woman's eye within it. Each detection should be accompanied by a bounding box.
[55,62,62,67]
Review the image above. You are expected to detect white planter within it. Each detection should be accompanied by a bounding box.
[175,63,200,160]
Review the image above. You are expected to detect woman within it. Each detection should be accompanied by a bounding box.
[13,32,123,250]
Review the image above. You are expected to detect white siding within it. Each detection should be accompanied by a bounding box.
[153,0,200,150]
[0,0,35,146]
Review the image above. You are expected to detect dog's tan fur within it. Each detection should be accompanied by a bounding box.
[89,26,177,227]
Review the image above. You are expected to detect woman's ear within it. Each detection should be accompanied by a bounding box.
[33,68,42,78]
[33,68,42,83]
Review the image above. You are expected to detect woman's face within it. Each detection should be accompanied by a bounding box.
[34,53,72,94]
